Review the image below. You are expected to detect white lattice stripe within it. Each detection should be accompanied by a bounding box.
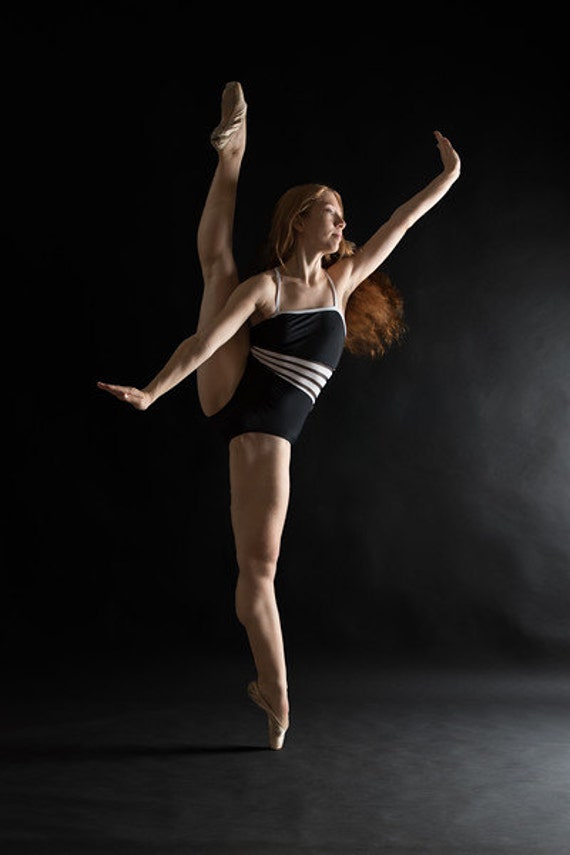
[251,346,333,404]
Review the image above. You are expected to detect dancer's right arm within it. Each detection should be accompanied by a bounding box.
[97,275,272,410]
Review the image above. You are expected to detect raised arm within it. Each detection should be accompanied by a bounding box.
[334,130,461,298]
[97,275,269,409]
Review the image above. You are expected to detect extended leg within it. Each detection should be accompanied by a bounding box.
[196,81,249,416]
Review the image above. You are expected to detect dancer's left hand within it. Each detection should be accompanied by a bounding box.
[434,130,461,178]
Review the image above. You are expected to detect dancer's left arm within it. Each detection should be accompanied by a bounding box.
[334,130,461,298]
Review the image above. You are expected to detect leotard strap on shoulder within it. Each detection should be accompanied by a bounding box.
[274,267,282,313]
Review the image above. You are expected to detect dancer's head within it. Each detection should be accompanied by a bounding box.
[265,184,354,269]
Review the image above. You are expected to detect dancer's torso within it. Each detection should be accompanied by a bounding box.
[209,267,347,445]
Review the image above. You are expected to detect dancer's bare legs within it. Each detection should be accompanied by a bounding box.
[197,83,290,746]
[196,81,249,416]
[230,433,291,742]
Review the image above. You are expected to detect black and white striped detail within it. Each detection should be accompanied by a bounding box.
[251,345,333,405]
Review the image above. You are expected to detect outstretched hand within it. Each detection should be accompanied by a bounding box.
[434,130,460,178]
[97,381,151,411]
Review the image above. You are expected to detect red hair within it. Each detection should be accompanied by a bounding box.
[263,183,407,359]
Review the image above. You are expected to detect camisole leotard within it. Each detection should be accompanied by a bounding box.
[208,267,347,445]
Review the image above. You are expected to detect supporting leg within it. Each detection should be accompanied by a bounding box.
[229,432,291,746]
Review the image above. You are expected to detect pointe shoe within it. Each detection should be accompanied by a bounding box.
[247,680,288,751]
[210,81,247,151]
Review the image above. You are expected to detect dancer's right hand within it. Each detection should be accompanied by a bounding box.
[96,381,151,411]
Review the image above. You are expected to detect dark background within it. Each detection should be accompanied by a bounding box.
[4,4,569,665]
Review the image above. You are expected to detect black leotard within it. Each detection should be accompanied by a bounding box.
[208,267,346,444]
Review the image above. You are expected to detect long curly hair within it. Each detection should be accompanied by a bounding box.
[262,183,407,359]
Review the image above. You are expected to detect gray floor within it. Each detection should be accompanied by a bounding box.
[2,645,570,854]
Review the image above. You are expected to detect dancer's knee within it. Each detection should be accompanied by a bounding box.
[237,547,279,581]
[234,557,278,626]
[198,253,238,286]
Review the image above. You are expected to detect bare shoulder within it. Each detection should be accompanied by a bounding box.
[326,256,358,305]
[254,269,278,287]
[240,269,279,318]
[238,269,275,292]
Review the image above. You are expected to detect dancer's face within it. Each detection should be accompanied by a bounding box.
[298,191,346,254]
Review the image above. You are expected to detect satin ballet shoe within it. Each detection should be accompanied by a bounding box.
[210,81,247,151]
[247,680,288,751]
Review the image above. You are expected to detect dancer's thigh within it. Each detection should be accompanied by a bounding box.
[197,267,250,415]
[229,433,291,575]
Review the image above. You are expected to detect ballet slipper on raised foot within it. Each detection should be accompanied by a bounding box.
[247,680,288,751]
[210,81,247,151]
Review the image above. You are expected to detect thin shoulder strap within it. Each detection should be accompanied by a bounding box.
[273,267,282,313]
[324,270,338,307]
